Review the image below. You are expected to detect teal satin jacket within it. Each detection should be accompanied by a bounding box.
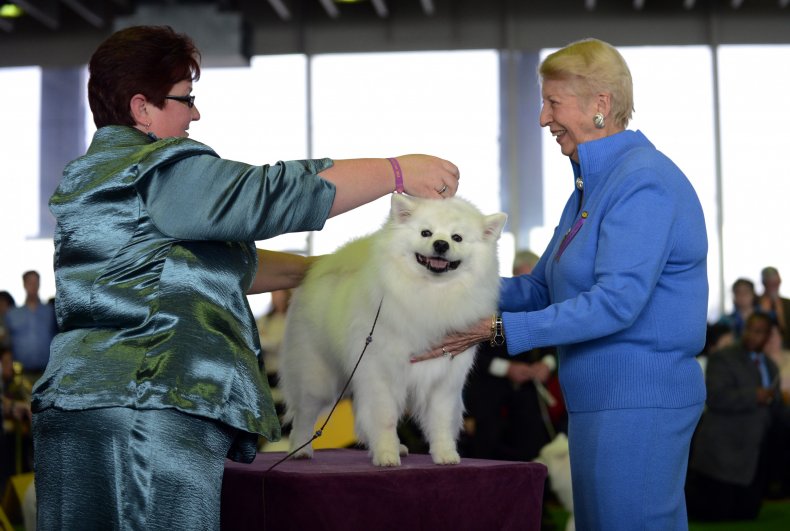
[32,126,335,459]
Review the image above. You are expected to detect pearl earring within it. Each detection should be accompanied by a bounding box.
[593,113,605,129]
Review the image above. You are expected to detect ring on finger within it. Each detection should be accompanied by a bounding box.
[437,184,448,195]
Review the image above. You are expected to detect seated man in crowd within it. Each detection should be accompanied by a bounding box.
[686,312,789,521]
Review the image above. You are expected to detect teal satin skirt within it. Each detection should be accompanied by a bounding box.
[33,407,237,530]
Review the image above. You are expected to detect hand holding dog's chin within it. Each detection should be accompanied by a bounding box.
[410,317,491,363]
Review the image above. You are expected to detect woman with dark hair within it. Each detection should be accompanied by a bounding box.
[0,291,16,349]
[31,25,459,529]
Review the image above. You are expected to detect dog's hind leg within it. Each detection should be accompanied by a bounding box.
[287,393,330,459]
[282,360,339,459]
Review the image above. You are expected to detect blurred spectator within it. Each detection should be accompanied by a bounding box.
[758,267,790,349]
[718,278,757,339]
[764,322,790,499]
[257,289,292,381]
[765,323,790,403]
[697,322,735,375]
[1,346,34,492]
[4,271,57,381]
[0,290,16,349]
[462,250,561,462]
[686,312,788,521]
[256,289,292,411]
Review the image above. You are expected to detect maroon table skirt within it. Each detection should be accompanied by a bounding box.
[220,448,548,531]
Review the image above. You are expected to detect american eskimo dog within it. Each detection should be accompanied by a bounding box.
[278,194,507,466]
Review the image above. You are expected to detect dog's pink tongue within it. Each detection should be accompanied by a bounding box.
[429,258,449,269]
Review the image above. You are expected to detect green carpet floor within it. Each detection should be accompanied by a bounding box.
[688,499,790,531]
[544,499,790,530]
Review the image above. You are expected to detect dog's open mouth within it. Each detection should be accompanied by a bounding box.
[415,253,461,273]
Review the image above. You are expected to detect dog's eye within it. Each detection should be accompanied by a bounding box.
[452,234,463,242]
[421,230,432,237]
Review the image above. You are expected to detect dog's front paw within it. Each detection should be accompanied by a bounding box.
[431,448,461,465]
[290,445,314,460]
[399,444,410,457]
[371,442,402,467]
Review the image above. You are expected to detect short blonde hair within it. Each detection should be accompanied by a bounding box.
[539,38,634,129]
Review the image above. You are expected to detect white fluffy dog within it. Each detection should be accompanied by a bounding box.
[279,194,507,466]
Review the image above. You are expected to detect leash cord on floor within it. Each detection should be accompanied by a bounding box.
[266,298,384,472]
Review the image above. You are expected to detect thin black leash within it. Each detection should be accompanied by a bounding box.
[266,298,384,472]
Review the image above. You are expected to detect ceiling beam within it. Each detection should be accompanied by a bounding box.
[267,0,291,20]
[61,0,104,28]
[371,0,388,18]
[14,0,60,29]
[318,0,340,18]
[420,0,435,15]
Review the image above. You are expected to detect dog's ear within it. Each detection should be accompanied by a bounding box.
[482,213,508,240]
[390,193,416,223]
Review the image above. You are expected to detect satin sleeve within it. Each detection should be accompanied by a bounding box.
[137,155,336,241]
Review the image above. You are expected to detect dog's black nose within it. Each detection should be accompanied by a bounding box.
[433,240,449,254]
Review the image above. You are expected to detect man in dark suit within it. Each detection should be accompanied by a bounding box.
[461,250,562,462]
[686,312,789,521]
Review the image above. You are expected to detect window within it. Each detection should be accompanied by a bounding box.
[4,45,787,319]
[0,67,54,303]
[309,50,501,256]
[718,45,790,309]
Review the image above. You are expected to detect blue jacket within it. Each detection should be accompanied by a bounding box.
[501,130,707,412]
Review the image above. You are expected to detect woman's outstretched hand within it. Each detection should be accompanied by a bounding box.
[395,154,460,198]
[410,316,491,363]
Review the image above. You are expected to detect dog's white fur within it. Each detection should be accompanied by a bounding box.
[279,194,507,466]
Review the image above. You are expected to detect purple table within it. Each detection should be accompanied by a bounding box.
[221,449,547,531]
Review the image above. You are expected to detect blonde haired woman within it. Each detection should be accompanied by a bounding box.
[423,38,707,530]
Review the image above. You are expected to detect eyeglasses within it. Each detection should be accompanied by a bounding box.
[164,95,195,108]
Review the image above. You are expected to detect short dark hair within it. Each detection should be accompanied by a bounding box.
[731,277,755,293]
[88,25,201,128]
[22,270,39,282]
[0,291,15,308]
[703,322,732,354]
[746,311,774,328]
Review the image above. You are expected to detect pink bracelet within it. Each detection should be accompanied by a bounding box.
[387,157,404,194]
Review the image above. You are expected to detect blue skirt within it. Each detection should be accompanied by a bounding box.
[568,403,703,531]
[33,407,237,531]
